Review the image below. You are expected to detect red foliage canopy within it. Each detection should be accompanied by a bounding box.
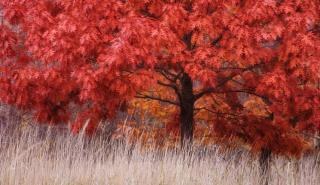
[0,0,319,154]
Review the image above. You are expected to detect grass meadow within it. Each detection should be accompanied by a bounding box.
[1,123,320,185]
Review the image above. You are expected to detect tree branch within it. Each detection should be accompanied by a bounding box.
[211,34,223,47]
[135,93,180,106]
[194,63,263,100]
[214,89,272,105]
[157,80,176,89]
[194,107,240,117]
[157,80,181,98]
[211,28,227,47]
[157,70,175,82]
[155,67,182,83]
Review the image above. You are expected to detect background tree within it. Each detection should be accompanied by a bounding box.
[0,0,319,158]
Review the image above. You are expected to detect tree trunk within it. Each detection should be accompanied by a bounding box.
[259,147,272,185]
[179,73,195,148]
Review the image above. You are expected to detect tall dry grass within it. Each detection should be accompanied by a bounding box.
[1,124,320,185]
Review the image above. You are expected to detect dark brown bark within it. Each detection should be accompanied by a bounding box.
[259,147,272,185]
[179,73,195,147]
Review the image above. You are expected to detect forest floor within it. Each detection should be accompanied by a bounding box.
[1,126,320,185]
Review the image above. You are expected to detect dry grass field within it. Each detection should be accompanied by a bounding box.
[1,125,320,185]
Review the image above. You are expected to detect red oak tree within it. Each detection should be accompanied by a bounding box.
[0,0,320,157]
